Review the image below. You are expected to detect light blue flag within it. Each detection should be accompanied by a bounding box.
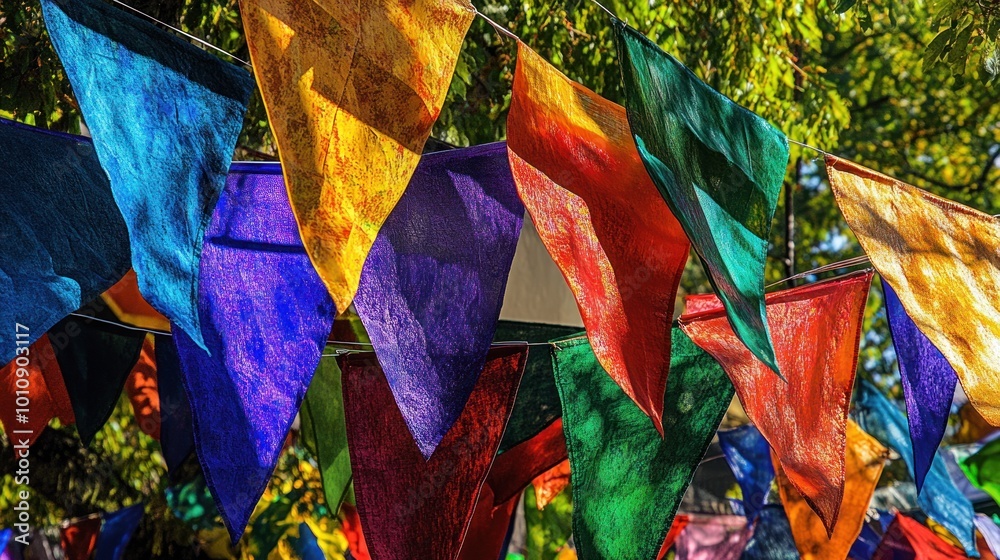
[94,504,144,560]
[719,424,775,522]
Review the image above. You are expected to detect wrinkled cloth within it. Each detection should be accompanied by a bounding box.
[172,162,336,539]
[0,119,130,363]
[532,459,571,510]
[152,334,194,475]
[41,0,252,349]
[960,436,1000,507]
[507,43,690,433]
[52,316,145,445]
[827,156,1000,425]
[873,514,969,559]
[977,515,1000,557]
[93,504,144,560]
[299,352,352,512]
[458,483,518,560]
[882,278,958,492]
[675,515,753,560]
[854,381,978,556]
[553,329,734,560]
[124,336,159,440]
[850,521,885,560]
[614,22,789,374]
[488,418,568,507]
[777,421,888,560]
[524,483,574,560]
[339,346,527,560]
[60,517,101,560]
[681,272,872,531]
[355,142,524,458]
[658,515,691,560]
[719,424,775,522]
[495,322,581,453]
[740,506,799,560]
[0,335,73,445]
[239,0,474,312]
[101,271,170,333]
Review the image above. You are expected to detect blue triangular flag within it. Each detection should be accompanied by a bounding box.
[94,504,144,560]
[719,424,775,522]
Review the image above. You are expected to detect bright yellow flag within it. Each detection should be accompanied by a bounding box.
[828,156,1000,425]
[776,420,888,559]
[240,0,475,310]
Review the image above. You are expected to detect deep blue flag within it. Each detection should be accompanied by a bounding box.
[740,505,799,560]
[854,381,977,557]
[850,520,884,560]
[0,119,130,364]
[153,334,195,476]
[0,529,10,556]
[291,523,325,560]
[41,0,253,349]
[719,424,775,522]
[94,504,144,560]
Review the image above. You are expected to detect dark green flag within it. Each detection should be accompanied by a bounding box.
[553,328,734,560]
[960,436,1000,508]
[300,351,352,513]
[613,21,789,373]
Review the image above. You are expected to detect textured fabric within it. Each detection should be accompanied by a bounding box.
[882,278,958,493]
[355,142,524,458]
[239,0,474,312]
[125,336,159,440]
[524,484,574,560]
[681,272,872,531]
[554,329,734,560]
[614,22,789,373]
[488,418,568,507]
[740,506,799,560]
[719,424,775,522]
[0,119,130,363]
[152,334,194,475]
[658,515,691,560]
[458,484,519,560]
[495,322,581,453]
[52,317,145,445]
[777,421,888,560]
[60,517,101,560]
[850,521,884,560]
[976,514,1000,557]
[0,531,8,558]
[300,352,352,512]
[41,0,253,349]
[172,162,336,539]
[339,345,527,560]
[532,459,571,510]
[675,515,753,560]
[873,514,968,560]
[960,435,1000,507]
[827,156,1000,425]
[94,504,144,560]
[854,381,978,556]
[291,523,325,560]
[507,43,690,432]
[0,335,73,446]
[101,271,170,333]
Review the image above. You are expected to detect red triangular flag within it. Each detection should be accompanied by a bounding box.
[60,516,101,560]
[1,335,73,445]
[486,418,567,507]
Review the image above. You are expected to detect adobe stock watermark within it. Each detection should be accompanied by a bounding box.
[12,323,33,547]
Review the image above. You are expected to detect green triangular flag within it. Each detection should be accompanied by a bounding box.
[613,21,789,374]
[960,436,1000,507]
[300,351,352,513]
[524,484,573,560]
[553,328,734,560]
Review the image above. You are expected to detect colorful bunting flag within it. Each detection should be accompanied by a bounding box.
[976,515,1000,558]
[299,351,352,513]
[41,0,253,349]
[960,436,1000,507]
[718,424,775,522]
[0,119,130,364]
[172,162,336,539]
[151,334,195,475]
[487,418,568,507]
[851,520,886,560]
[553,329,734,560]
[532,459,571,510]
[658,515,691,560]
[524,484,574,560]
[507,42,690,432]
[354,142,524,458]
[827,156,1000,425]
[740,506,799,560]
[882,278,958,493]
[100,271,170,333]
[680,271,872,531]
[124,336,160,440]
[614,22,789,374]
[60,517,101,560]
[873,514,969,560]
[339,345,527,560]
[854,381,978,556]
[459,484,519,560]
[776,420,888,560]
[341,503,371,560]
[0,531,8,558]
[94,504,144,560]
[0,335,73,446]
[239,0,475,312]
[290,522,325,560]
[674,515,752,560]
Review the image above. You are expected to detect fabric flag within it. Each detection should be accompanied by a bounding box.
[532,459,571,510]
[488,418,568,507]
[0,335,73,446]
[61,517,101,560]
[0,119,130,364]
[172,162,336,539]
[507,42,690,433]
[873,514,970,560]
[239,0,475,313]
[681,271,872,531]
[674,515,752,560]
[614,22,789,374]
[776,420,888,560]
[960,436,1000,507]
[93,504,144,560]
[658,516,691,560]
[827,156,1000,425]
[524,484,574,560]
[354,142,524,458]
[152,334,195,475]
[41,0,253,349]
[458,484,519,560]
[101,271,170,333]
[851,521,885,560]
[553,329,734,560]
[882,278,958,493]
[0,531,8,558]
[977,515,1000,558]
[51,317,145,445]
[854,381,978,556]
[299,352,352,513]
[291,523,325,560]
[124,336,160,440]
[339,345,527,560]
[740,506,799,560]
[495,322,581,454]
[341,503,371,560]
[718,424,775,522]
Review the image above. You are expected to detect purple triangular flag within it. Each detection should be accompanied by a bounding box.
[354,142,524,458]
[173,162,335,540]
[882,278,958,492]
